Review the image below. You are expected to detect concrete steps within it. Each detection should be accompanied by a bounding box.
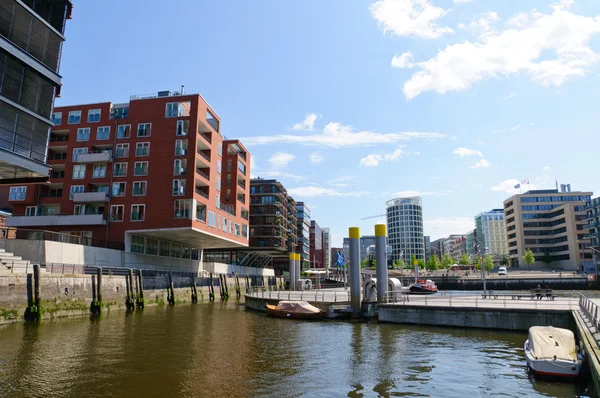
[0,248,32,273]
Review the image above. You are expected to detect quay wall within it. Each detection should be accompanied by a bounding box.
[377,304,575,331]
[428,277,592,291]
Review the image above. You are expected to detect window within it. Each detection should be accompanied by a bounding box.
[116,143,129,158]
[160,241,170,257]
[216,178,221,191]
[72,147,88,161]
[132,181,147,196]
[174,159,186,175]
[137,123,151,137]
[52,112,62,125]
[217,160,221,174]
[238,160,246,175]
[96,126,110,140]
[206,109,219,132]
[136,142,150,156]
[8,187,27,200]
[176,120,189,136]
[174,199,190,218]
[88,109,101,123]
[25,206,36,216]
[112,182,126,197]
[173,179,186,196]
[68,110,81,124]
[227,160,232,173]
[131,205,145,221]
[223,217,227,231]
[72,165,86,179]
[196,201,207,222]
[229,220,233,234]
[92,164,106,178]
[217,215,221,230]
[110,205,124,222]
[134,161,148,176]
[235,223,241,236]
[76,128,90,142]
[165,102,185,118]
[69,185,84,199]
[208,211,216,227]
[218,142,222,156]
[175,139,187,156]
[171,243,181,258]
[74,204,86,215]
[131,235,144,253]
[113,163,127,177]
[216,194,220,209]
[117,124,131,139]
[145,238,158,255]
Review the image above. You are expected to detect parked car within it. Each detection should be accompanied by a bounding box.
[498,266,507,276]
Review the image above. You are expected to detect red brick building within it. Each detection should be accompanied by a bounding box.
[5,90,250,259]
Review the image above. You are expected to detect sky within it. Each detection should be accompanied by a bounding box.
[57,0,600,247]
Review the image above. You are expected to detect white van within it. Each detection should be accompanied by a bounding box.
[498,266,507,276]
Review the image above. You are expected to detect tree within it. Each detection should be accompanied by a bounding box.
[360,258,368,269]
[523,249,536,271]
[459,253,471,265]
[418,259,425,269]
[441,254,453,269]
[501,256,509,266]
[542,252,552,264]
[392,259,406,269]
[475,256,482,270]
[411,255,418,268]
[483,254,494,271]
[426,254,439,271]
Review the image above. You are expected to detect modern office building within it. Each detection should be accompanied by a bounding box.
[475,209,508,261]
[386,197,425,264]
[343,235,377,264]
[424,235,431,262]
[587,197,600,248]
[444,234,466,262]
[430,238,445,259]
[330,247,343,267]
[0,0,72,184]
[465,229,477,257]
[309,220,323,268]
[504,188,592,270]
[6,91,250,260]
[296,201,310,269]
[322,227,331,269]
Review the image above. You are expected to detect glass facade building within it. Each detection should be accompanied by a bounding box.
[386,197,425,264]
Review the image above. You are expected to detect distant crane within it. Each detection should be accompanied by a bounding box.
[361,213,386,220]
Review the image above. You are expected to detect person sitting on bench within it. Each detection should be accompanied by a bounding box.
[535,285,542,300]
[545,285,552,300]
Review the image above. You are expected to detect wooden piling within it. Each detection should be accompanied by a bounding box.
[24,267,41,322]
[137,270,145,309]
[209,273,215,301]
[223,274,229,299]
[168,271,175,305]
[191,275,198,303]
[218,274,224,300]
[90,267,102,314]
[235,275,241,297]
[33,264,41,308]
[126,269,136,310]
[245,275,250,294]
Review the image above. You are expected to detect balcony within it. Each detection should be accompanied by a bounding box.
[197,149,211,165]
[6,214,106,227]
[76,152,113,164]
[197,133,211,150]
[195,188,209,200]
[196,168,210,181]
[72,192,109,203]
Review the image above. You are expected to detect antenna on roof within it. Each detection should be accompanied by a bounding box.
[181,85,185,95]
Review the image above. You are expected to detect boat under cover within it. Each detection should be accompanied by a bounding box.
[524,326,583,377]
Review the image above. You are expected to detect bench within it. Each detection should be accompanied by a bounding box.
[530,289,555,300]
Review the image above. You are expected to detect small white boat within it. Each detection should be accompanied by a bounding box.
[524,326,584,378]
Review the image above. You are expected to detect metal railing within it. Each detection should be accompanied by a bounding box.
[245,286,351,303]
[579,294,600,333]
[0,228,124,251]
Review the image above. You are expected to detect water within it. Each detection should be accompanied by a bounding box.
[0,301,594,397]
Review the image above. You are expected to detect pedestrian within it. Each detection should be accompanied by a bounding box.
[536,285,542,300]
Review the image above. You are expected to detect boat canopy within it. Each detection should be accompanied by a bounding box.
[275,301,321,314]
[528,326,577,361]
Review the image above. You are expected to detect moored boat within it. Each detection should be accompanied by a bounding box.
[409,279,438,294]
[524,326,584,378]
[266,300,325,320]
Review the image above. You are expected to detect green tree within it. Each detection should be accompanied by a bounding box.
[360,258,368,269]
[392,259,406,269]
[542,252,552,264]
[523,249,536,271]
[418,259,425,269]
[426,254,439,270]
[501,256,509,266]
[459,253,471,265]
[441,254,453,269]
[411,255,418,267]
[475,256,482,270]
[483,254,494,271]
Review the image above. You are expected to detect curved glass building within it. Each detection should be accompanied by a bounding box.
[386,197,425,265]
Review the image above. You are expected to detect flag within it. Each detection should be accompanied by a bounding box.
[522,178,529,184]
[514,183,520,189]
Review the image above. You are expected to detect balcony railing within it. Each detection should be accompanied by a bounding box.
[6,214,107,227]
[195,188,209,199]
[197,150,210,162]
[49,135,69,143]
[72,192,109,203]
[199,132,211,144]
[218,202,236,217]
[77,152,113,164]
[196,169,209,180]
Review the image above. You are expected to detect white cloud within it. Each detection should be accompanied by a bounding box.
[391,52,414,68]
[511,124,520,131]
[370,0,454,39]
[360,146,409,167]
[287,186,368,198]
[476,138,485,145]
[309,153,324,164]
[424,217,475,240]
[493,124,520,133]
[254,171,306,181]
[398,6,600,99]
[470,158,490,169]
[504,93,517,100]
[292,113,319,131]
[244,121,445,148]
[329,175,355,183]
[268,152,295,167]
[490,179,522,193]
[454,0,472,3]
[543,166,550,171]
[459,12,500,35]
[394,190,435,197]
[453,147,483,157]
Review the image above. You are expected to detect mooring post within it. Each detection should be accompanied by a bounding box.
[375,224,388,303]
[289,252,295,291]
[191,274,198,303]
[223,274,229,299]
[209,272,215,301]
[348,227,361,317]
[235,275,241,297]
[90,267,102,314]
[168,271,175,305]
[137,270,145,309]
[33,264,41,309]
[126,269,136,310]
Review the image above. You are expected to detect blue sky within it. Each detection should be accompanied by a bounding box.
[57,0,600,247]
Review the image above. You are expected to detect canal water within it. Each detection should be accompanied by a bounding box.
[0,301,594,397]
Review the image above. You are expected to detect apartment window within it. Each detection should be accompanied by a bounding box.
[175,139,187,156]
[131,235,145,253]
[74,205,85,215]
[196,201,207,222]
[132,181,147,196]
[76,128,90,142]
[131,205,146,221]
[72,165,86,179]
[134,161,148,176]
[70,185,84,199]
[223,217,227,231]
[242,224,248,238]
[217,215,221,230]
[52,112,62,125]
[165,102,185,118]
[25,206,36,216]
[88,109,101,123]
[137,123,151,137]
[113,163,127,177]
[218,142,222,157]
[112,182,126,197]
[229,220,233,234]
[173,179,186,196]
[160,241,170,257]
[235,223,241,236]
[171,243,181,258]
[71,147,88,162]
[227,160,232,173]
[136,142,150,156]
[145,238,158,255]
[110,205,124,222]
[217,160,221,174]
[238,160,246,175]
[174,199,190,218]
[96,126,110,140]
[208,211,216,227]
[116,144,129,158]
[93,164,107,178]
[117,124,131,139]
[216,178,221,191]
[68,110,81,124]
[176,120,189,136]
[216,194,220,209]
[174,159,186,176]
[9,186,26,201]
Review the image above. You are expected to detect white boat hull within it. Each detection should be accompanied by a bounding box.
[524,340,582,377]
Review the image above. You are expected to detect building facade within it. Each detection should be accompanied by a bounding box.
[430,238,445,259]
[424,235,431,262]
[587,197,600,249]
[0,0,72,183]
[296,201,310,269]
[504,188,592,270]
[309,220,323,268]
[6,91,250,261]
[465,229,477,257]
[386,197,425,264]
[343,235,377,265]
[475,209,508,261]
[444,234,466,262]
[322,227,331,269]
